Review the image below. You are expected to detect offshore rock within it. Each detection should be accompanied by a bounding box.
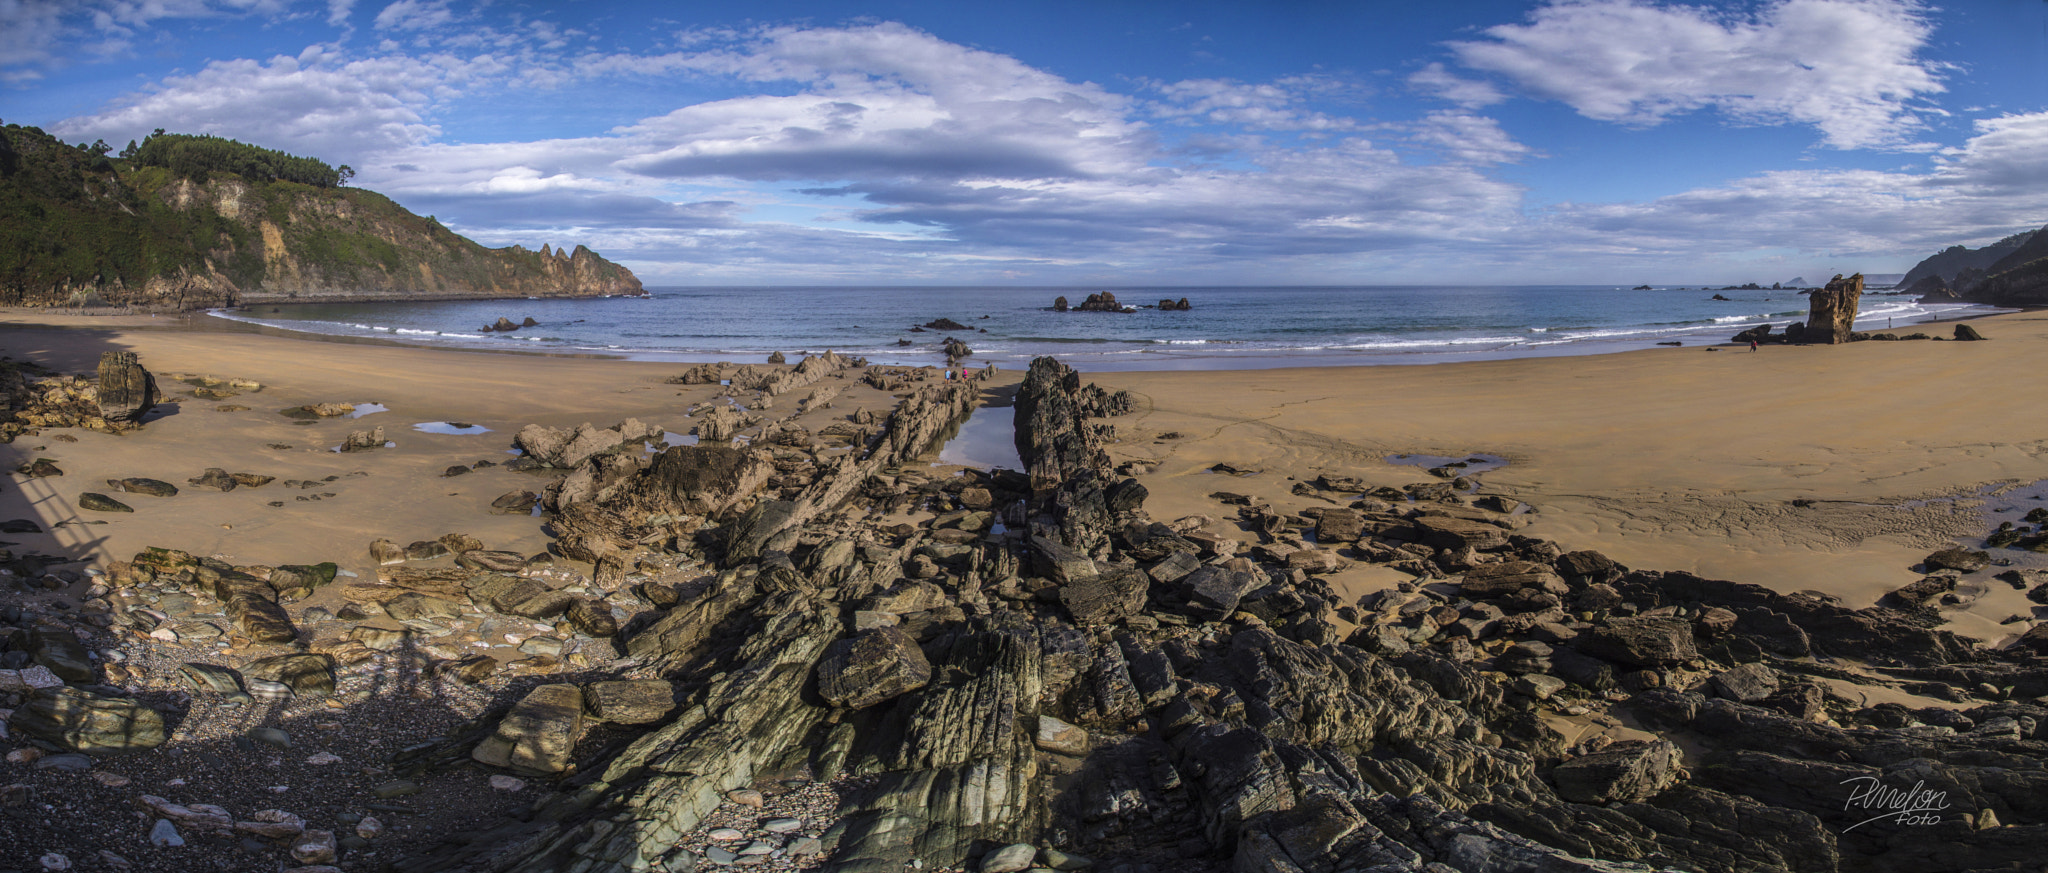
[1803,273,1863,344]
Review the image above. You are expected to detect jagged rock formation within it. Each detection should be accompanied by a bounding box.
[1804,274,1863,344]
[1157,297,1193,310]
[143,353,2028,873]
[0,124,641,309]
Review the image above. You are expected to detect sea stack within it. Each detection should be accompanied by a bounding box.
[1804,273,1863,344]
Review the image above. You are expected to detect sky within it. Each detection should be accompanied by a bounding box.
[4,0,2048,286]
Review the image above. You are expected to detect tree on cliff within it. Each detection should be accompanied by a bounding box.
[129,132,344,188]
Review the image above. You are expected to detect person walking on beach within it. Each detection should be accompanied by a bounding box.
[1749,340,1758,352]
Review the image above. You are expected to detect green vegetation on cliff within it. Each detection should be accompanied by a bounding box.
[0,124,641,310]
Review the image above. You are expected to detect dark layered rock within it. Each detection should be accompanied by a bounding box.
[817,627,933,709]
[1551,739,1679,804]
[96,351,159,423]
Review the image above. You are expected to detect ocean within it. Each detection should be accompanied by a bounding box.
[206,285,1999,371]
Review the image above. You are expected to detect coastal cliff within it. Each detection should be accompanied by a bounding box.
[1904,222,2048,307]
[0,125,642,310]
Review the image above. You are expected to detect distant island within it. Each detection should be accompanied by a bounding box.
[0,126,641,310]
[1901,221,2048,307]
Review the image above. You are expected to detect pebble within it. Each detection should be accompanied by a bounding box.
[374,780,422,798]
[762,817,803,833]
[34,753,93,771]
[705,846,740,865]
[148,819,185,848]
[727,788,765,807]
[357,816,384,839]
[708,827,746,841]
[489,775,527,792]
[91,772,131,788]
[252,727,293,748]
[39,853,71,871]
[7,748,42,765]
[305,752,343,766]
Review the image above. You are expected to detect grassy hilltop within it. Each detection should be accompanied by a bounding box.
[0,126,641,310]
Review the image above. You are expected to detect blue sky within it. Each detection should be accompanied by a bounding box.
[5,0,2048,285]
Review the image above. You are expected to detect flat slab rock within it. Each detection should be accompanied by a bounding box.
[473,684,585,775]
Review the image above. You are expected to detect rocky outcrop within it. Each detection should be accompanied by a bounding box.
[43,349,2048,873]
[1804,274,1863,344]
[1157,297,1193,310]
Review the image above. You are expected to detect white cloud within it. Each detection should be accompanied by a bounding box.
[372,0,452,32]
[1149,78,1357,131]
[326,0,354,27]
[1408,62,1504,109]
[34,17,2048,284]
[48,50,477,158]
[1451,0,1945,150]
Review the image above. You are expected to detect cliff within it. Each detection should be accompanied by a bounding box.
[0,125,641,310]
[1896,226,2036,290]
[1899,222,2048,307]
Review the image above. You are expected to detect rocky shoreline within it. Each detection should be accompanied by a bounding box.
[2,349,2046,873]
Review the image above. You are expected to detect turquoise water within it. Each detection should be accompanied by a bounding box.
[209,284,1995,371]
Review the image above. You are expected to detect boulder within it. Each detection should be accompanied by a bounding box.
[1954,323,1985,341]
[108,477,177,497]
[1414,516,1509,551]
[185,468,236,491]
[8,688,167,752]
[243,654,336,698]
[1460,561,1568,597]
[1550,739,1680,804]
[472,684,585,775]
[96,351,158,423]
[1574,616,1699,667]
[28,628,95,683]
[1923,547,1990,573]
[17,458,62,478]
[816,627,932,709]
[1181,565,1260,621]
[583,680,675,724]
[1058,568,1149,625]
[1707,663,1780,702]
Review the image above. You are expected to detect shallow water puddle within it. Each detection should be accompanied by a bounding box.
[349,402,389,418]
[413,421,492,435]
[645,432,701,454]
[936,406,1023,471]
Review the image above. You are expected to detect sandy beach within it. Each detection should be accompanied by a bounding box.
[3,307,2041,644]
[3,305,2046,872]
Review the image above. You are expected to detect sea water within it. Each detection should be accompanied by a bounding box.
[207,285,1999,371]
